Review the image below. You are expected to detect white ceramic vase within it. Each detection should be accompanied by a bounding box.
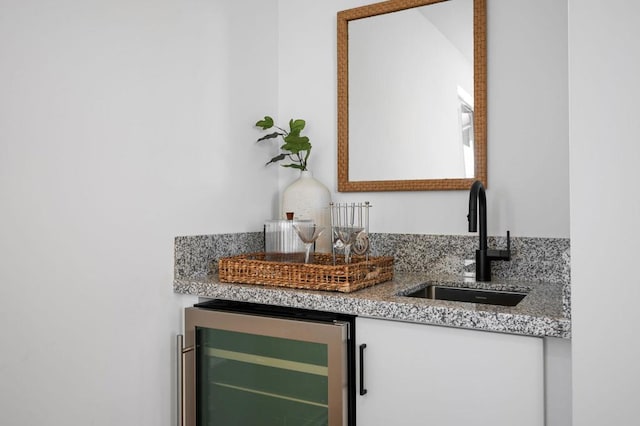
[281,170,332,252]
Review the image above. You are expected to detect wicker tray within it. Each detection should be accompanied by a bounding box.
[218,252,394,293]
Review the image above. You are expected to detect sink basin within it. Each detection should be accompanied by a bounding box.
[404,285,527,307]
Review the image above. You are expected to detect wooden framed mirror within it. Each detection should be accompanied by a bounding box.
[337,0,486,191]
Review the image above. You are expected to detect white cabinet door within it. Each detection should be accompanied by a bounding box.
[355,317,544,426]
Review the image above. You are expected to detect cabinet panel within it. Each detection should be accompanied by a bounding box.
[356,317,544,426]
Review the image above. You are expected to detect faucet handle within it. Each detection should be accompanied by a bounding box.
[486,230,511,261]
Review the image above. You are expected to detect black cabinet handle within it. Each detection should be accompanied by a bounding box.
[359,343,367,395]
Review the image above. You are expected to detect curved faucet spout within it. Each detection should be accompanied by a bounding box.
[468,180,487,250]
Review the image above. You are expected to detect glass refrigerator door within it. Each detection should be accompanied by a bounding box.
[184,308,349,426]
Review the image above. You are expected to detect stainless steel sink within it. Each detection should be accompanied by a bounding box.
[404,285,527,307]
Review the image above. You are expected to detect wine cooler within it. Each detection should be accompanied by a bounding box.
[178,300,355,426]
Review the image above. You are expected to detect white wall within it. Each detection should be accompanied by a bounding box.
[278,0,569,238]
[569,1,640,425]
[0,0,277,424]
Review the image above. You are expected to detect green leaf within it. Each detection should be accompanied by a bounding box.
[256,116,274,130]
[289,119,306,134]
[282,163,305,170]
[265,153,287,166]
[282,135,311,154]
[257,132,282,142]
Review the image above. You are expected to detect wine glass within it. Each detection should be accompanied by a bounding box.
[334,226,362,264]
[331,202,369,264]
[293,223,326,264]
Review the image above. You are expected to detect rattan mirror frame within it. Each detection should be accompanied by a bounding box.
[337,0,487,192]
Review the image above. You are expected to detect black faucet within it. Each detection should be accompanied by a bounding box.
[467,180,511,281]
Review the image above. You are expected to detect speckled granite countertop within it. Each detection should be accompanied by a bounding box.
[174,232,571,339]
[174,272,570,339]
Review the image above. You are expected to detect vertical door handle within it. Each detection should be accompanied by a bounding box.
[177,334,185,426]
[359,343,368,395]
[177,334,194,426]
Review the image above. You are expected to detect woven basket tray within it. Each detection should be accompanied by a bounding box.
[218,252,394,293]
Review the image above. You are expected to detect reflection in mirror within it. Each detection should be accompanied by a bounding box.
[458,86,475,178]
[337,0,487,191]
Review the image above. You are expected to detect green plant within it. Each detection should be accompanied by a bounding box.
[255,116,312,171]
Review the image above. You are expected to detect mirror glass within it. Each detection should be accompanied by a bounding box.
[337,0,487,191]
